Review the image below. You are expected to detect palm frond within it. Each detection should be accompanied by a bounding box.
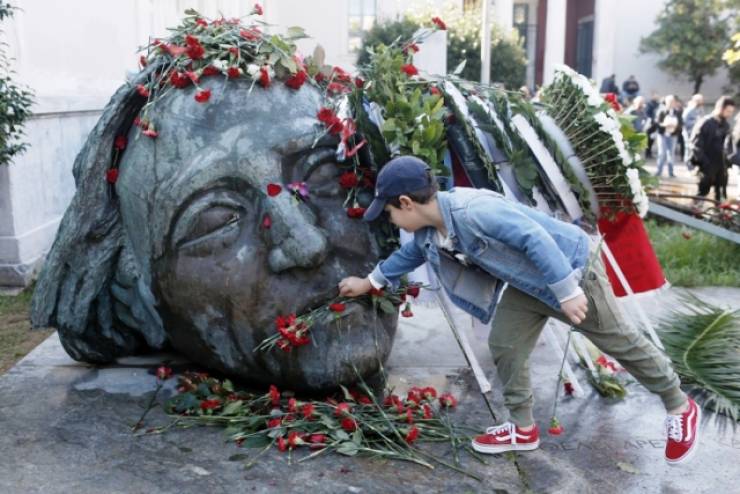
[657,293,740,426]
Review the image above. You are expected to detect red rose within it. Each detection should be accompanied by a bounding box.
[401,64,418,76]
[341,417,357,432]
[439,393,458,408]
[253,3,263,15]
[114,135,127,151]
[431,16,447,30]
[285,70,308,90]
[346,207,366,218]
[202,65,220,77]
[329,303,346,313]
[106,168,119,184]
[227,66,240,79]
[259,66,271,87]
[339,172,359,189]
[194,89,211,103]
[136,84,150,98]
[405,426,419,444]
[354,77,364,88]
[155,366,172,380]
[266,183,282,196]
[406,285,421,298]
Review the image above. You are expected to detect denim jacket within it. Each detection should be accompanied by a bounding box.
[369,187,590,324]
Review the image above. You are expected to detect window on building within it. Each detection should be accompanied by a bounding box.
[348,0,376,52]
[463,0,482,11]
[513,3,529,52]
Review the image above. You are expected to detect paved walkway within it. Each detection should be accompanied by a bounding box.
[1,286,739,493]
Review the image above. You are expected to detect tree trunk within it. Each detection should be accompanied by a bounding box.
[693,74,703,95]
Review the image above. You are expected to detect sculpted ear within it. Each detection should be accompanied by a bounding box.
[30,65,165,363]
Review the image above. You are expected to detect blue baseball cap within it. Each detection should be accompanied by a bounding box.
[363,156,433,222]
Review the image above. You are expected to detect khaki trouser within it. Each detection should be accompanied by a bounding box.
[488,242,687,427]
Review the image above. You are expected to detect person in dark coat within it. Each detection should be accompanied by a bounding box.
[690,96,736,202]
[600,74,619,95]
[621,75,640,104]
[644,93,661,159]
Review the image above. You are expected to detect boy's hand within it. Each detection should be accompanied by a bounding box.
[561,294,588,325]
[338,276,373,297]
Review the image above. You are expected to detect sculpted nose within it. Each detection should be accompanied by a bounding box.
[267,196,328,272]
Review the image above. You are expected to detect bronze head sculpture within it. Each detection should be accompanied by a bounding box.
[30,46,398,391]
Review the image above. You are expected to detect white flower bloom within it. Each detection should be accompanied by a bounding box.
[626,168,648,217]
[246,64,260,78]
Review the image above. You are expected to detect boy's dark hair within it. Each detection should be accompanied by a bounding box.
[386,170,439,208]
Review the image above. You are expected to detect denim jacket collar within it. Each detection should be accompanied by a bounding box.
[424,191,457,248]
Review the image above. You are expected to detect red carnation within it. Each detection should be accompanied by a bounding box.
[195,18,208,28]
[339,172,359,189]
[422,386,437,400]
[261,213,272,229]
[302,403,315,419]
[327,81,350,95]
[202,65,220,77]
[136,84,150,98]
[266,183,282,196]
[155,365,172,380]
[431,16,447,30]
[287,431,303,448]
[405,426,420,444]
[563,381,575,396]
[403,43,420,54]
[142,128,158,138]
[331,66,352,82]
[253,3,263,15]
[277,436,288,452]
[329,303,346,313]
[341,417,357,432]
[407,387,423,404]
[406,285,421,298]
[227,66,240,79]
[401,64,418,76]
[164,44,187,57]
[240,27,261,41]
[401,303,414,317]
[309,434,327,446]
[548,417,564,436]
[346,207,366,218]
[200,398,221,410]
[335,402,352,416]
[194,89,211,103]
[422,404,433,420]
[267,417,282,428]
[285,70,308,90]
[268,384,280,406]
[170,71,191,88]
[228,46,239,55]
[406,409,414,424]
[184,34,205,60]
[139,54,148,67]
[185,70,200,84]
[259,66,271,87]
[430,86,441,96]
[114,135,127,151]
[106,168,119,184]
[439,393,458,408]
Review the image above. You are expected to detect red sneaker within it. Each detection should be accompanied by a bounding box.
[665,398,701,465]
[471,422,540,454]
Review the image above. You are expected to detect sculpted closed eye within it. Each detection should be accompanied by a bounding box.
[171,191,251,251]
[178,206,243,246]
[304,162,342,197]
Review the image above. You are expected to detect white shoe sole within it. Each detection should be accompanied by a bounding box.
[471,439,540,454]
[666,403,701,466]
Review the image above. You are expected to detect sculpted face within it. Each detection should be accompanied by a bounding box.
[114,78,397,390]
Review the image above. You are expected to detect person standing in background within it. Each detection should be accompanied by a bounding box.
[675,97,686,162]
[600,74,619,95]
[645,93,661,159]
[690,96,735,202]
[625,96,649,133]
[621,75,640,104]
[682,94,705,169]
[655,95,683,177]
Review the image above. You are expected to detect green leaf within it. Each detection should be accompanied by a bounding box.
[332,430,351,442]
[452,59,467,75]
[339,384,355,402]
[336,441,359,456]
[228,453,249,461]
[222,400,243,416]
[378,298,396,315]
[222,379,234,393]
[285,26,308,40]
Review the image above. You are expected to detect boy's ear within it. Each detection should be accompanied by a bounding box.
[398,195,414,210]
